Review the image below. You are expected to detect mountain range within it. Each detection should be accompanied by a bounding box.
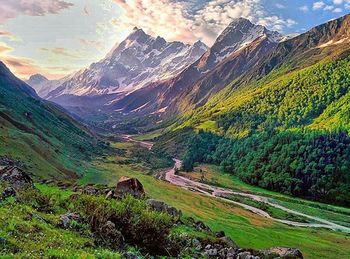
[22,13,350,205]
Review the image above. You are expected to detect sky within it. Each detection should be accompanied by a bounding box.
[0,0,349,80]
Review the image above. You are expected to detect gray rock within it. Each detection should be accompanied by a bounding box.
[237,251,253,259]
[204,248,218,257]
[58,212,82,228]
[82,185,100,195]
[192,238,202,250]
[0,166,33,190]
[123,252,141,259]
[215,230,225,238]
[262,247,303,258]
[219,236,238,248]
[97,221,124,248]
[1,187,16,198]
[146,199,182,218]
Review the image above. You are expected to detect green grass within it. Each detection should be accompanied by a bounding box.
[182,164,350,227]
[78,151,350,259]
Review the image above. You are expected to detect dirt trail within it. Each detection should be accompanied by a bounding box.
[165,159,350,233]
[123,136,350,233]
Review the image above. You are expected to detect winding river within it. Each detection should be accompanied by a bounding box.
[122,135,350,233]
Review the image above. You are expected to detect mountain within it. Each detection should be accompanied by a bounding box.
[46,28,208,99]
[161,13,350,206]
[0,61,106,179]
[26,73,70,98]
[110,18,283,118]
[26,74,49,87]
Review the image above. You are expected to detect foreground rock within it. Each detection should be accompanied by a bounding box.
[262,247,303,258]
[58,212,82,229]
[115,176,145,198]
[146,199,182,218]
[0,166,33,190]
[96,221,124,249]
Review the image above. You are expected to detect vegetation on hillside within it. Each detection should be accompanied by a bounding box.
[179,58,350,206]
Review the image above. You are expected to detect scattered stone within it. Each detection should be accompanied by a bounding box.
[192,238,202,250]
[97,221,124,248]
[1,187,16,198]
[237,251,254,259]
[194,220,211,232]
[262,247,303,258]
[58,213,82,229]
[115,176,145,198]
[219,236,238,248]
[146,199,182,218]
[0,166,33,190]
[105,190,114,199]
[0,156,25,168]
[123,251,141,259]
[215,231,225,238]
[204,248,218,257]
[82,185,100,195]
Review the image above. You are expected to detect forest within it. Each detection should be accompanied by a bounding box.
[181,58,350,207]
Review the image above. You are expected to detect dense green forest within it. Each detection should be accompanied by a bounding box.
[180,58,350,207]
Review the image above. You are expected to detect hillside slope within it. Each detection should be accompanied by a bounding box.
[159,14,350,206]
[0,62,106,179]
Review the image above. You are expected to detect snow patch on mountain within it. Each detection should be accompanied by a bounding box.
[47,28,208,99]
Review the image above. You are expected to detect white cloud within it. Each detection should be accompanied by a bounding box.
[324,5,334,10]
[113,0,297,46]
[313,1,326,10]
[0,0,73,23]
[333,7,343,12]
[299,5,309,12]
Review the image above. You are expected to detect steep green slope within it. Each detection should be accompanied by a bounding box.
[162,48,350,206]
[0,62,107,179]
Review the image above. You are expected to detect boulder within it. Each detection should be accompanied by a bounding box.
[1,187,16,198]
[115,176,145,198]
[204,248,218,257]
[146,199,182,218]
[0,166,33,190]
[82,185,100,195]
[237,251,257,259]
[215,230,225,238]
[194,220,211,232]
[262,247,303,258]
[97,221,124,248]
[219,236,238,248]
[58,212,82,229]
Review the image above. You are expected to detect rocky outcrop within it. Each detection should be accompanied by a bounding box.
[146,199,182,218]
[58,212,82,229]
[0,166,33,190]
[262,247,303,258]
[96,221,124,249]
[1,187,16,199]
[115,176,145,198]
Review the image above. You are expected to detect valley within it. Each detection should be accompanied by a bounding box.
[78,136,350,258]
[1,5,350,258]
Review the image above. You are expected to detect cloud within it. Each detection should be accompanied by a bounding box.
[313,1,326,10]
[0,42,13,54]
[39,47,81,59]
[299,5,309,12]
[0,0,73,23]
[113,0,297,45]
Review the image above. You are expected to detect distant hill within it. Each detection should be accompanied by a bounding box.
[0,61,107,179]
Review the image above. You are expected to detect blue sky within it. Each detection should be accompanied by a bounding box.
[0,0,349,79]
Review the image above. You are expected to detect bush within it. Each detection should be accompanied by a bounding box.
[72,194,173,255]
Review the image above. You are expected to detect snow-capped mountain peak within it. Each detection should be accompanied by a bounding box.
[47,29,208,98]
[197,17,282,69]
